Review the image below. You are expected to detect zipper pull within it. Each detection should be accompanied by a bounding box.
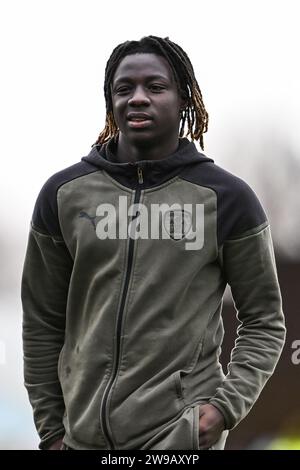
[137,166,144,184]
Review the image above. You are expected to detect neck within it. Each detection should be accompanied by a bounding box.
[115,132,180,163]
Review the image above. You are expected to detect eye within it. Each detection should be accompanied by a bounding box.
[149,84,165,92]
[115,86,131,94]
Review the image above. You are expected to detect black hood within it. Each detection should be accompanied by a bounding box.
[82,136,214,189]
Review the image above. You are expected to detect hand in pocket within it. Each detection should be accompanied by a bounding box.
[198,404,225,449]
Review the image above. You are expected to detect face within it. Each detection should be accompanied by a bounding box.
[110,53,186,146]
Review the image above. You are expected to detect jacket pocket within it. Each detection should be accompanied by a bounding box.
[192,404,200,450]
[193,403,215,450]
[195,403,229,450]
[173,371,185,402]
[141,405,198,450]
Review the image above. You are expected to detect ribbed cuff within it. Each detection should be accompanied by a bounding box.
[208,399,235,430]
[39,429,65,450]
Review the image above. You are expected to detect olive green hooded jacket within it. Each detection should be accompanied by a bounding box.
[21,137,286,450]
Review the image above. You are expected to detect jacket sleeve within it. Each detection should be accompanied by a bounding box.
[21,179,73,449]
[209,188,286,430]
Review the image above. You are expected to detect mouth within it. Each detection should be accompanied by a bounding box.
[127,119,153,129]
[126,113,153,129]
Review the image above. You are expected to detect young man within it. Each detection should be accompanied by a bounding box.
[21,35,286,451]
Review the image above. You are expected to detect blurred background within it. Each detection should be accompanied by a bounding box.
[0,0,299,449]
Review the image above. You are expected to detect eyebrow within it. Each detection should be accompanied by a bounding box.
[113,74,170,86]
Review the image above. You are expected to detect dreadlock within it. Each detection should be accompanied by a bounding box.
[92,35,209,150]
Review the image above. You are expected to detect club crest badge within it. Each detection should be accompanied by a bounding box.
[163,209,192,240]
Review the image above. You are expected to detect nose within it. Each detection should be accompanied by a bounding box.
[128,85,150,106]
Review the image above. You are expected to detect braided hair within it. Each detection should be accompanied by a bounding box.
[92,35,209,150]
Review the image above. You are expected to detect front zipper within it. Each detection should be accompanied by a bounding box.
[137,166,143,184]
[100,165,144,450]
